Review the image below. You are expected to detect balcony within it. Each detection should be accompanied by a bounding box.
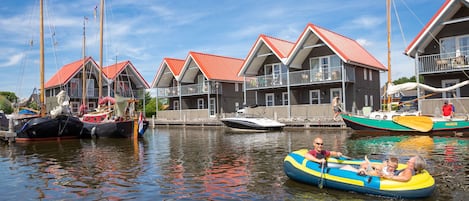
[245,66,348,90]
[418,52,469,74]
[156,86,179,98]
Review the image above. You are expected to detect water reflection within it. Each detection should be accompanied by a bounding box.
[0,128,467,200]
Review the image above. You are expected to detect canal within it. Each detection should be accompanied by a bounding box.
[0,128,467,200]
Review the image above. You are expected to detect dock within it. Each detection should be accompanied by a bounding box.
[1,119,16,143]
[151,117,348,130]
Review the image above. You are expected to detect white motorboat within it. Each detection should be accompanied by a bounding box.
[220,116,285,131]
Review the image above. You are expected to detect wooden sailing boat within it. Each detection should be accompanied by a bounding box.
[80,0,148,138]
[14,0,85,141]
[341,0,469,134]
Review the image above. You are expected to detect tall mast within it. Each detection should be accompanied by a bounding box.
[386,0,392,111]
[98,0,104,99]
[39,0,45,117]
[82,16,87,110]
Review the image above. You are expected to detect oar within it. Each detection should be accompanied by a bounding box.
[318,161,325,189]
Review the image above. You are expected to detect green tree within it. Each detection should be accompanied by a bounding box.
[0,91,18,103]
[392,75,424,85]
[0,95,13,114]
[145,97,167,118]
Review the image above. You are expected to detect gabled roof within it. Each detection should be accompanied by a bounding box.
[179,51,244,83]
[287,23,386,70]
[238,34,295,76]
[103,60,150,89]
[45,56,98,89]
[405,0,464,57]
[151,58,185,88]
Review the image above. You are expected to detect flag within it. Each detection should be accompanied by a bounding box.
[138,112,144,136]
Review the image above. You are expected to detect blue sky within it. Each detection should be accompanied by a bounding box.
[0,0,444,98]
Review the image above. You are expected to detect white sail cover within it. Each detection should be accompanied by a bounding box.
[387,80,469,95]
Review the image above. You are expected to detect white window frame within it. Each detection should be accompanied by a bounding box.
[173,100,179,110]
[330,88,342,103]
[309,90,320,104]
[282,92,288,106]
[235,83,239,92]
[364,68,368,80]
[266,93,274,106]
[364,94,369,106]
[71,101,80,114]
[209,98,216,116]
[442,79,460,98]
[197,98,204,109]
[369,69,372,81]
[440,34,469,58]
[370,95,374,107]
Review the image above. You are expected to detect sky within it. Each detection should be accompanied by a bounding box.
[0,0,446,98]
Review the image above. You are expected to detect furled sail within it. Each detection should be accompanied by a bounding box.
[387,80,469,95]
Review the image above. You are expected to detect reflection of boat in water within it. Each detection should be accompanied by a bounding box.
[284,149,435,199]
[220,117,285,132]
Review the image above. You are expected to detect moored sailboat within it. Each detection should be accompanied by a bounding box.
[80,0,148,138]
[341,0,469,134]
[13,0,85,141]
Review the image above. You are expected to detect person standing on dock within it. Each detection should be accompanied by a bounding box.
[332,96,342,121]
[304,137,343,164]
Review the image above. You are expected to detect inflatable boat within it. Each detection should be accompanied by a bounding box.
[284,149,435,198]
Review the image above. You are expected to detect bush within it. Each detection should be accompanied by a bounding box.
[0,95,13,114]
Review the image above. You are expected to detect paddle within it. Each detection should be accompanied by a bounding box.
[318,161,326,189]
[392,116,433,132]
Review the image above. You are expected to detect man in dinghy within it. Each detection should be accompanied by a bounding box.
[304,137,343,164]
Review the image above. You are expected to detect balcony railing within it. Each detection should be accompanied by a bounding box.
[418,51,469,74]
[245,66,344,90]
[156,82,222,98]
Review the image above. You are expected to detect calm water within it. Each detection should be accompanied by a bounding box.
[0,128,467,200]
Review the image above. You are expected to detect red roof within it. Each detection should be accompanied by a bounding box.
[103,60,150,89]
[164,58,185,76]
[260,34,295,59]
[294,23,386,70]
[187,51,244,82]
[405,0,452,57]
[151,58,185,87]
[45,57,95,88]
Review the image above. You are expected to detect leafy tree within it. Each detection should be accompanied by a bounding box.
[0,95,13,114]
[0,91,18,103]
[145,97,167,118]
[392,75,424,85]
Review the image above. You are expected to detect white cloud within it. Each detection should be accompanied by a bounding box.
[0,53,25,68]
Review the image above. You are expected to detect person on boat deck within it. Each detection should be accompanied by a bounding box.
[304,137,343,164]
[442,100,454,119]
[341,156,399,177]
[332,96,342,121]
[382,155,427,182]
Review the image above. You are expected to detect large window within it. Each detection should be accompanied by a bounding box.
[70,78,80,97]
[264,63,287,85]
[440,35,469,58]
[442,79,460,98]
[310,55,341,81]
[330,88,342,103]
[309,90,320,104]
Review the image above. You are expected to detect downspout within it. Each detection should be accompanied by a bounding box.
[415,52,421,112]
[341,62,346,112]
[178,83,182,120]
[243,76,246,107]
[286,65,291,119]
[207,80,211,118]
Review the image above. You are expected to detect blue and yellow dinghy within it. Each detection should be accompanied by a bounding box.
[284,149,435,199]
